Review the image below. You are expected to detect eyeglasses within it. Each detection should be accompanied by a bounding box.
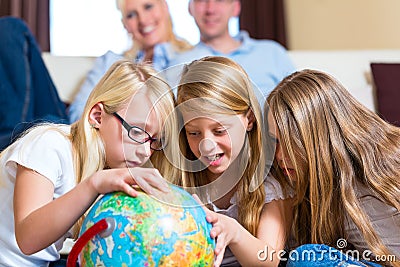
[113,112,165,151]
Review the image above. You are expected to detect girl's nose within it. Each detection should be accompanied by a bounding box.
[275,143,284,161]
[135,141,152,158]
[199,138,217,156]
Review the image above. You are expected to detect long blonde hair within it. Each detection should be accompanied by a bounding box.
[116,0,192,60]
[72,59,179,182]
[266,69,400,266]
[0,60,180,238]
[71,59,180,235]
[176,56,265,235]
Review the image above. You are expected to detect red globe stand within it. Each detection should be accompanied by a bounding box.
[66,218,115,267]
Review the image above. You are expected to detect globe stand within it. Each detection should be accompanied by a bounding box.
[66,217,116,267]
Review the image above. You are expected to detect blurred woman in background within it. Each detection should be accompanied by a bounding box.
[68,0,192,123]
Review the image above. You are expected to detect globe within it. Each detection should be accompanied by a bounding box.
[76,184,215,266]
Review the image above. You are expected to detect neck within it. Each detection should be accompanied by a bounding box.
[143,47,154,62]
[213,186,237,210]
[201,33,241,54]
[205,167,238,210]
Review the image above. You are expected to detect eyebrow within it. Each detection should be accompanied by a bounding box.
[186,115,239,126]
[185,121,230,128]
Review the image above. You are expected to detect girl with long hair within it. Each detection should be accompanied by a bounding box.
[0,59,180,266]
[266,69,400,267]
[175,56,293,267]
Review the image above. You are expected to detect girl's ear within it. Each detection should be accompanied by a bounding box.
[246,109,256,131]
[88,102,105,128]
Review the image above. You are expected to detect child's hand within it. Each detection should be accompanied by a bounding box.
[192,194,238,267]
[89,167,170,197]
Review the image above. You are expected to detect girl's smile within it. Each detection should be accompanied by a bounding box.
[281,167,295,177]
[203,153,224,166]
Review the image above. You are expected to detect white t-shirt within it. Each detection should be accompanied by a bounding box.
[0,125,75,267]
[210,175,293,267]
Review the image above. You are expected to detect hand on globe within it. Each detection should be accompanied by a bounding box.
[87,167,170,197]
[193,194,240,267]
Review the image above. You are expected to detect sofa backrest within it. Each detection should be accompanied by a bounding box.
[289,50,400,112]
[43,50,400,112]
[42,53,96,104]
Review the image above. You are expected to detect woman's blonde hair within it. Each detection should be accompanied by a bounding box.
[116,0,192,59]
[266,69,400,266]
[176,56,265,235]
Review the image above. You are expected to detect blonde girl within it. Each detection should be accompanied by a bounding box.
[0,59,179,266]
[266,69,400,267]
[175,56,293,267]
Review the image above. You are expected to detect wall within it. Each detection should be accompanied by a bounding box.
[285,0,400,50]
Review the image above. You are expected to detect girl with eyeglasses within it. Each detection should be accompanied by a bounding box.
[0,59,180,266]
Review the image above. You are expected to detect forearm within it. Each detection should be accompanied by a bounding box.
[15,178,98,255]
[229,219,282,267]
[226,199,292,267]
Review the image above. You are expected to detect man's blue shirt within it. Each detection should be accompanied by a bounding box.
[167,31,296,105]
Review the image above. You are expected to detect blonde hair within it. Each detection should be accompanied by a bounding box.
[72,59,177,178]
[70,59,179,236]
[0,60,180,239]
[176,56,265,235]
[116,0,192,60]
[266,69,400,266]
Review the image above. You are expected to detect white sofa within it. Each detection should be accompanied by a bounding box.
[43,50,400,112]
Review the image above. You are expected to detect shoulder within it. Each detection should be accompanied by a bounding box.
[264,175,295,203]
[4,125,72,168]
[250,39,289,56]
[101,50,124,59]
[23,124,70,146]
[238,31,289,54]
[3,125,73,184]
[95,50,125,67]
[169,44,211,65]
[85,51,125,79]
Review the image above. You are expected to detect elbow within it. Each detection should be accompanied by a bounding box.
[16,233,38,255]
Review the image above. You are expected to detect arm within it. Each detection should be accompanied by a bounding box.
[14,166,169,255]
[207,198,294,267]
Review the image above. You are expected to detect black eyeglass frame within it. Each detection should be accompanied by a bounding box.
[113,112,164,151]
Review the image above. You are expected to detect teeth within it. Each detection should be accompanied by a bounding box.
[206,154,221,161]
[142,26,155,34]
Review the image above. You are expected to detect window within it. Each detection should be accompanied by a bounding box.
[50,0,239,56]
